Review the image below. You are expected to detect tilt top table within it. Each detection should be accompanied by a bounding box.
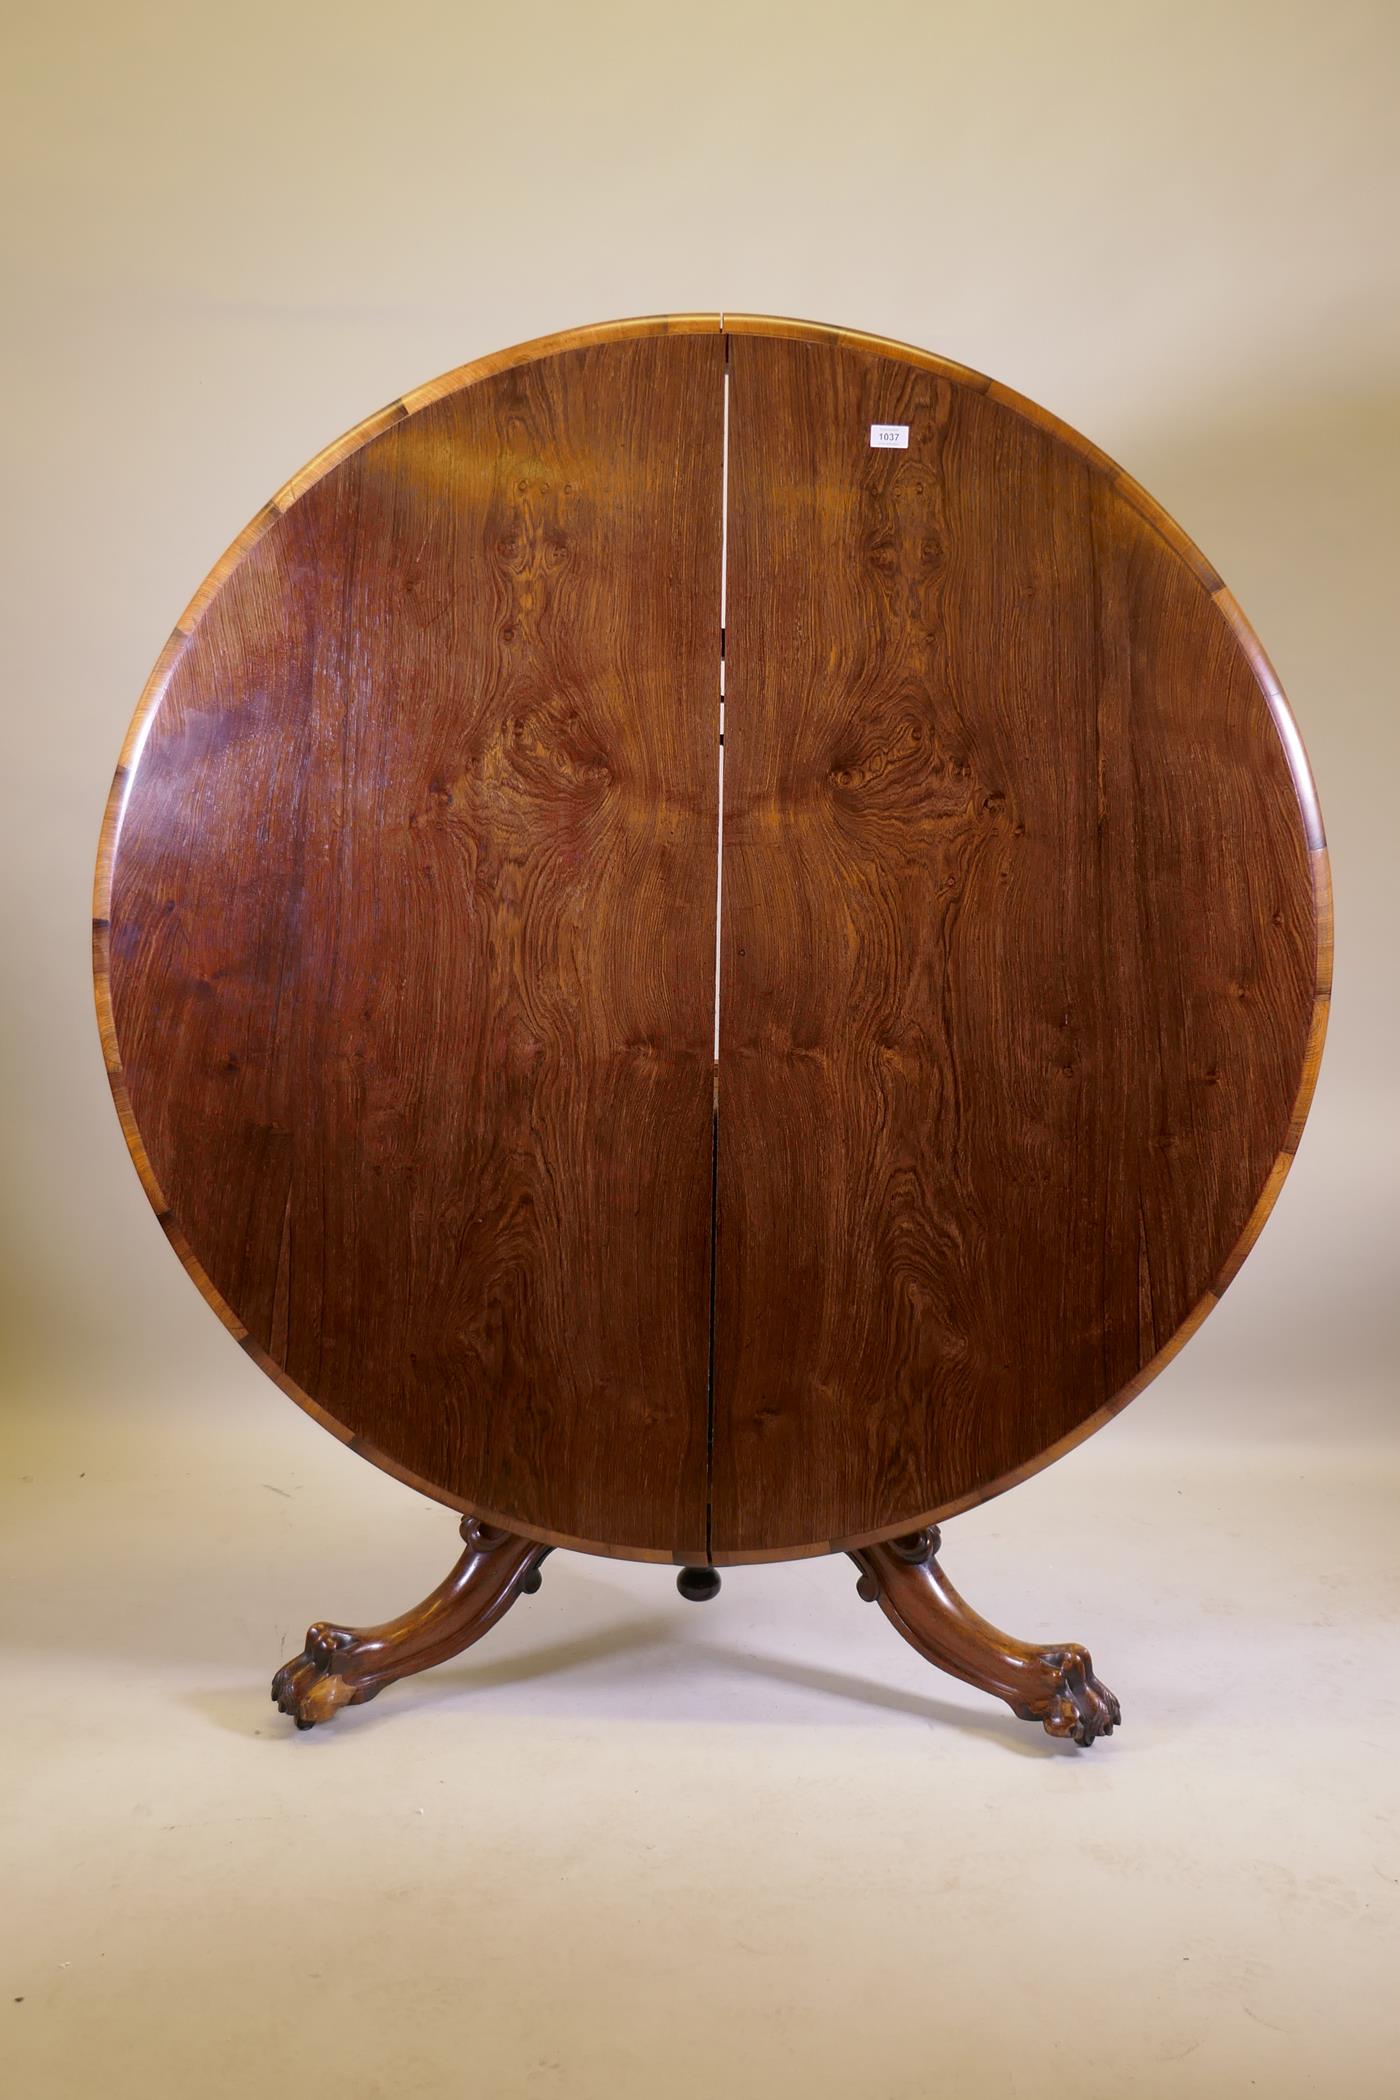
[95,315,1329,1744]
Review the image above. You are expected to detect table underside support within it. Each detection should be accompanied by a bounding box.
[847,1526,1121,1746]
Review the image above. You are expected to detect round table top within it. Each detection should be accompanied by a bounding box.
[96,315,1330,1565]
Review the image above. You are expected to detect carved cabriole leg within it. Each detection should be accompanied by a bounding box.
[848,1527,1121,1747]
[271,1517,551,1729]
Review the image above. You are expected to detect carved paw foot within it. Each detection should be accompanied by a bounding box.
[850,1526,1122,1748]
[271,1624,366,1729]
[269,1517,549,1729]
[1024,1646,1121,1747]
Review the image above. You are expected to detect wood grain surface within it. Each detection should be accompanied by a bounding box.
[711,324,1326,1558]
[101,322,724,1560]
[96,315,1328,1565]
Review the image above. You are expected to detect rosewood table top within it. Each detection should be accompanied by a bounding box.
[95,315,1329,1575]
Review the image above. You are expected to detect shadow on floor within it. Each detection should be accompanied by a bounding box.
[188,1614,1084,1758]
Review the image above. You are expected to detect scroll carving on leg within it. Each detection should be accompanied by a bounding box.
[848,1527,1121,1747]
[271,1517,551,1729]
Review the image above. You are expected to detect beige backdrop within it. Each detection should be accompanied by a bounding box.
[3,5,1397,2097]
[5,0,1397,1436]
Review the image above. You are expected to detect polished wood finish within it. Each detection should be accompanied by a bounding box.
[849,1527,1121,1745]
[97,316,1328,1738]
[101,320,723,1562]
[271,1516,549,1727]
[714,323,1327,1558]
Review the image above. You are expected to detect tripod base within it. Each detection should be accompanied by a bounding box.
[271,1517,1118,1743]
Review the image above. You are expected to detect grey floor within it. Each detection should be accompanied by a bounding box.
[3,1349,1397,2100]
